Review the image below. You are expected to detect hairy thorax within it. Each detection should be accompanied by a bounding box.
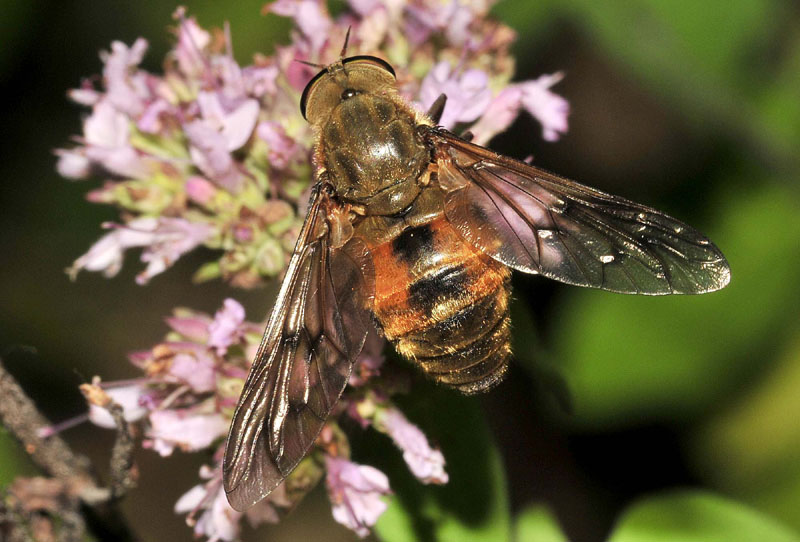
[320,94,429,216]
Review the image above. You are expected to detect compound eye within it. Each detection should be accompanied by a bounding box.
[341,55,396,78]
[300,67,327,120]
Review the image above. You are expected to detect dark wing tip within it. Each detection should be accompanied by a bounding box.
[224,479,270,512]
[223,438,285,511]
[688,250,731,294]
[427,127,733,297]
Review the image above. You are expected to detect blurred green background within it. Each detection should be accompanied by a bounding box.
[1,1,799,541]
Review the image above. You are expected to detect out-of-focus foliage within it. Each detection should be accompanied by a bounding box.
[607,491,800,542]
[375,386,511,542]
[694,326,800,531]
[552,180,800,425]
[495,0,800,168]
[514,504,568,542]
[494,0,800,539]
[513,492,800,542]
[0,432,35,487]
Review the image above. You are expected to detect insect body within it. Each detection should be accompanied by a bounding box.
[223,54,731,511]
[361,210,512,395]
[319,69,512,394]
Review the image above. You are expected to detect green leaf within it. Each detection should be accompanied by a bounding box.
[510,300,573,417]
[564,0,777,84]
[515,504,569,542]
[0,429,36,487]
[553,179,800,427]
[372,383,510,542]
[493,0,796,171]
[0,0,35,78]
[558,0,798,167]
[132,1,291,63]
[754,33,800,166]
[491,0,562,52]
[609,490,800,542]
[693,325,800,531]
[192,260,222,283]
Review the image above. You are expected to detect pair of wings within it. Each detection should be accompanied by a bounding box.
[222,128,731,511]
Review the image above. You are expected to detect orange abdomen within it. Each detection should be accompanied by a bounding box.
[368,215,511,394]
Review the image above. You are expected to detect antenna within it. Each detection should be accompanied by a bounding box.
[340,26,352,58]
[295,59,326,70]
[294,27,352,72]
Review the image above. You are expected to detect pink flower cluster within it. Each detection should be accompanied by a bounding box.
[59,8,307,288]
[57,1,570,539]
[58,0,568,289]
[81,298,446,540]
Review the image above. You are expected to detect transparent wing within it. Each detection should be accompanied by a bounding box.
[425,127,730,294]
[223,185,375,511]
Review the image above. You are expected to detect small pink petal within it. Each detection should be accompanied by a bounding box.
[242,65,279,97]
[256,121,301,169]
[405,1,476,46]
[137,98,172,134]
[378,407,448,484]
[268,0,332,55]
[207,299,246,355]
[166,313,211,342]
[469,87,523,145]
[70,217,211,283]
[84,100,129,148]
[244,498,281,526]
[146,409,228,456]
[185,176,218,205]
[174,483,207,513]
[127,350,151,367]
[169,352,216,393]
[68,86,102,106]
[87,385,148,429]
[55,150,91,179]
[221,98,259,151]
[82,100,149,178]
[102,38,149,116]
[185,120,244,192]
[84,145,149,179]
[355,8,390,52]
[347,0,381,16]
[325,456,390,538]
[136,218,213,284]
[177,481,243,541]
[280,45,318,92]
[69,218,159,279]
[173,9,211,76]
[419,62,491,129]
[519,73,570,142]
[444,2,474,46]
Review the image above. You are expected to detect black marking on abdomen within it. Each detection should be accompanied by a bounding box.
[408,265,469,316]
[391,224,434,263]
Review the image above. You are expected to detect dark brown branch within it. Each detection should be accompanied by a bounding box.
[106,398,138,499]
[0,360,94,491]
[0,358,138,542]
